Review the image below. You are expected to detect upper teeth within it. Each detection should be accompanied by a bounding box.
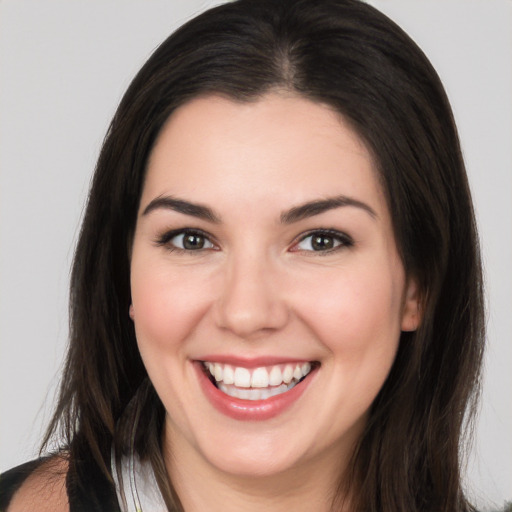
[203,361,312,388]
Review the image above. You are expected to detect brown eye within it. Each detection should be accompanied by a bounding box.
[295,230,352,252]
[183,233,206,249]
[169,231,214,251]
[311,234,335,251]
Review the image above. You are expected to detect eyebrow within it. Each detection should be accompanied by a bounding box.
[142,194,377,224]
[280,195,377,223]
[142,196,221,223]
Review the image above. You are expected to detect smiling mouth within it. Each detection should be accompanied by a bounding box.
[201,361,320,401]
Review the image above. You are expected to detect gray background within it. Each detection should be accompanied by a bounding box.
[1,1,510,509]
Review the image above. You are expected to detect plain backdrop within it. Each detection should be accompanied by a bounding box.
[0,1,511,509]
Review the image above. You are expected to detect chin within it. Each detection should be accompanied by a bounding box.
[201,439,308,479]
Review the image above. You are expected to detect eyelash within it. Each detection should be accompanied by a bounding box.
[154,228,353,254]
[292,229,354,254]
[155,228,216,253]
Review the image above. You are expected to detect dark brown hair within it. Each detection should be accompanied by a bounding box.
[42,0,485,510]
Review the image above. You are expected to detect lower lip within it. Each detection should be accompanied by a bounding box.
[195,362,316,421]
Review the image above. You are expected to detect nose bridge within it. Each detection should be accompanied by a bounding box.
[215,244,288,338]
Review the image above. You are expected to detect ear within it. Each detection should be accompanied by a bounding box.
[129,304,135,321]
[401,277,421,332]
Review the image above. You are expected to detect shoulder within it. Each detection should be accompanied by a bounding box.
[1,455,69,512]
[1,443,121,512]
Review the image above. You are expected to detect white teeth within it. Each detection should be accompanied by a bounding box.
[214,363,223,382]
[283,364,294,384]
[301,362,311,375]
[251,367,269,388]
[218,381,296,401]
[272,384,289,397]
[234,367,251,388]
[238,388,250,400]
[223,365,234,385]
[203,360,315,397]
[269,366,282,386]
[260,388,271,400]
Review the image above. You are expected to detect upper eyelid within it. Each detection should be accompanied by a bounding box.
[295,228,352,243]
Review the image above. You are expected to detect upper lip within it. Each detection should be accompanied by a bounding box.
[196,355,316,368]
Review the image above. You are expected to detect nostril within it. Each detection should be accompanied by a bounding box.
[213,269,289,337]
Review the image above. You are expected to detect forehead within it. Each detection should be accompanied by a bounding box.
[142,93,386,219]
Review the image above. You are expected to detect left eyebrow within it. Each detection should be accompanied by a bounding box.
[280,195,377,224]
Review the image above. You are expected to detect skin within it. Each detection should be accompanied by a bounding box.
[130,92,420,511]
[8,457,69,512]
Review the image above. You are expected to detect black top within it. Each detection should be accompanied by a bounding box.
[0,447,120,512]
[0,458,47,511]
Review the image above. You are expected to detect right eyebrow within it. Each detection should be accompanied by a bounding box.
[141,195,221,223]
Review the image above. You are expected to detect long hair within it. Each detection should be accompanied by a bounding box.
[42,1,485,510]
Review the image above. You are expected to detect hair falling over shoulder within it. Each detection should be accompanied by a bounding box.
[41,1,485,510]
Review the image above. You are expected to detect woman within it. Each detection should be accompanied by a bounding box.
[0,0,485,510]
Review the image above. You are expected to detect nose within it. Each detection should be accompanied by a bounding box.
[213,251,289,339]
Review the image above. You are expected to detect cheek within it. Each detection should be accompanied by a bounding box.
[294,260,405,358]
[292,261,405,429]
[130,258,214,354]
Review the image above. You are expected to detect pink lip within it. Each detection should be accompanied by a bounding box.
[194,361,317,421]
[198,355,312,368]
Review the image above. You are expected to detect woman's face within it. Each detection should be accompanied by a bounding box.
[130,93,419,480]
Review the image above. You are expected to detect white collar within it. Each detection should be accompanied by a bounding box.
[111,447,168,512]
